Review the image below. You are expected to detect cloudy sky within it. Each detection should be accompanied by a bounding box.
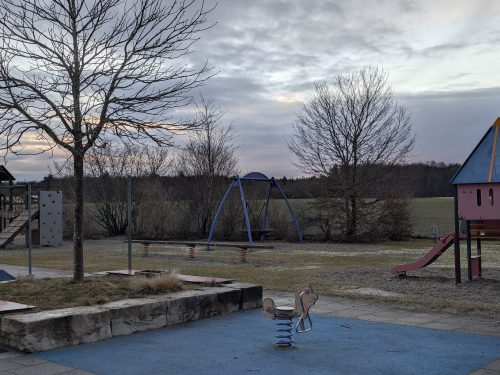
[5,0,500,180]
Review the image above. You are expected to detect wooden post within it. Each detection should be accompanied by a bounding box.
[466,220,471,281]
[453,186,461,284]
[8,178,12,217]
[127,176,132,273]
[476,237,482,277]
[0,193,3,231]
[27,183,32,276]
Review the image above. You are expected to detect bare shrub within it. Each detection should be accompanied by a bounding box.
[131,274,183,294]
[62,204,103,240]
[136,201,194,239]
[133,180,196,240]
[213,195,243,241]
[378,199,412,241]
[267,204,292,240]
[303,199,338,241]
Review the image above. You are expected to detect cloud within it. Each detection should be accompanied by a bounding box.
[4,0,500,180]
[398,87,500,164]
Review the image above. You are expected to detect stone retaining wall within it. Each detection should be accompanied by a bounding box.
[0,283,262,353]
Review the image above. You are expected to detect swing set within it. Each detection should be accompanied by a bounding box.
[207,172,303,247]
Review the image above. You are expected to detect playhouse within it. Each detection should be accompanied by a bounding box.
[450,117,500,283]
[391,118,500,283]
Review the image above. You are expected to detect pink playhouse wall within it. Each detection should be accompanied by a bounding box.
[458,183,500,220]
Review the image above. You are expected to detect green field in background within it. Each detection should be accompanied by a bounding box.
[409,197,454,237]
[280,197,454,239]
[77,196,455,240]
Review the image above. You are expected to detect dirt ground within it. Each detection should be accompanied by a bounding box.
[1,237,500,317]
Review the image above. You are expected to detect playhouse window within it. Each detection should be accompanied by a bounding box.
[489,188,494,206]
[476,189,482,206]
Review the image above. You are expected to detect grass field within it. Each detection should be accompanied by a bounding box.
[1,235,499,317]
[409,197,454,237]
[285,197,455,238]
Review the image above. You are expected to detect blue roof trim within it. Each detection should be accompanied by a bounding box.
[492,130,500,181]
[450,124,500,184]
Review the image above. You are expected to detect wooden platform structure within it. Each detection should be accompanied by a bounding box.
[0,210,22,219]
[0,209,39,248]
[0,300,35,314]
[450,118,500,282]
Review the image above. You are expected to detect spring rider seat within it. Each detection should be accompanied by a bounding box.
[261,285,318,348]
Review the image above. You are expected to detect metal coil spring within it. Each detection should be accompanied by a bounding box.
[240,247,247,262]
[275,313,294,348]
[188,245,195,259]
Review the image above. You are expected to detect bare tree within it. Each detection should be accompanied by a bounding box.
[85,143,173,236]
[178,98,238,236]
[289,66,415,241]
[0,0,213,280]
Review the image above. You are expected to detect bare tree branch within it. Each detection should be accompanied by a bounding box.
[177,97,238,236]
[0,0,215,280]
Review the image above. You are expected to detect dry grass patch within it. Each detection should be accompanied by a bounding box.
[0,274,188,311]
[131,273,183,294]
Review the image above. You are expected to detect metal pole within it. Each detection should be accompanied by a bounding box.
[127,176,132,274]
[27,183,32,276]
[237,177,253,247]
[207,179,236,248]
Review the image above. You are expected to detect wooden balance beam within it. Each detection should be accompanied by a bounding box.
[127,240,274,262]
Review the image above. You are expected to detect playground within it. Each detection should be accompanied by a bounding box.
[0,120,500,375]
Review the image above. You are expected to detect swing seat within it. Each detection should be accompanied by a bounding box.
[240,228,274,240]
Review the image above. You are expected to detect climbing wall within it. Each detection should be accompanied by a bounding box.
[39,191,63,246]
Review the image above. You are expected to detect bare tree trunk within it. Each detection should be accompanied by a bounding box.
[349,193,357,240]
[349,158,358,240]
[73,152,84,281]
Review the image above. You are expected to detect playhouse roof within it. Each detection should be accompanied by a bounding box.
[451,118,500,184]
[0,166,15,182]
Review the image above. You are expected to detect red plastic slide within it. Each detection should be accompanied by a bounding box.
[390,232,463,276]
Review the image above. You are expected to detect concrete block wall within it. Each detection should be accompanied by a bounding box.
[0,283,262,353]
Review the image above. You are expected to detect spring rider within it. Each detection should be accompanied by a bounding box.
[261,285,318,348]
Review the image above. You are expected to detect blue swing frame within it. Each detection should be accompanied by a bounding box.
[207,172,303,247]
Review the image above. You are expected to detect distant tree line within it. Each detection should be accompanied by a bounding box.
[38,160,459,240]
[278,162,460,199]
[42,161,460,201]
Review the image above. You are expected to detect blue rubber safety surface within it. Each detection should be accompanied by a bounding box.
[36,310,500,375]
